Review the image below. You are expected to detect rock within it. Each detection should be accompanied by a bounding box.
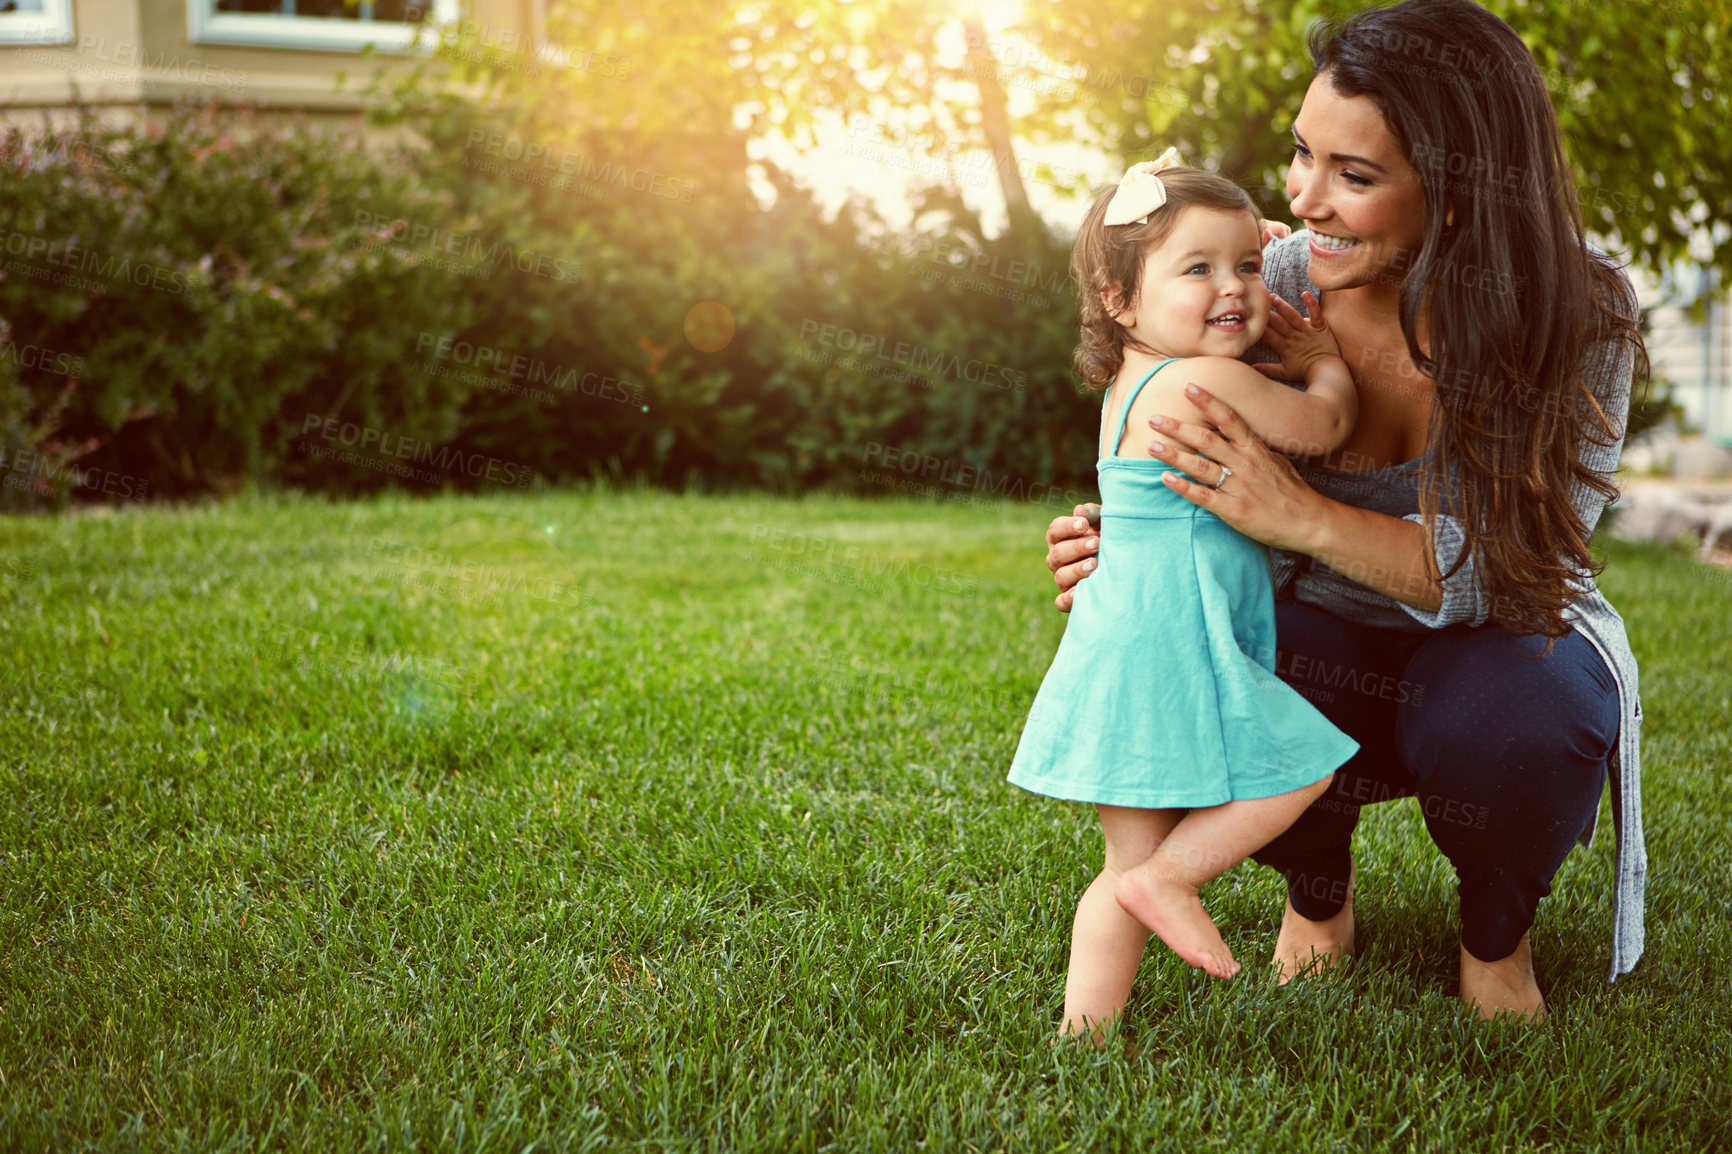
[1610,492,1715,546]
[1672,436,1732,480]
[1699,504,1732,561]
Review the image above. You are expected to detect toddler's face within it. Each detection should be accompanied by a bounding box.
[1117,207,1269,359]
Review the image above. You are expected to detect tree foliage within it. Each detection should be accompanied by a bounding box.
[0,1,1720,505]
[1008,0,1731,285]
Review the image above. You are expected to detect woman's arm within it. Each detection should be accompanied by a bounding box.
[1143,387,1446,611]
[1048,387,1446,614]
[1147,327,1635,625]
[1296,498,1445,613]
[1561,278,1640,545]
[1044,427,1448,613]
[1046,485,1454,616]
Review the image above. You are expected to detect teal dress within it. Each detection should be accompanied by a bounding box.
[1008,359,1358,808]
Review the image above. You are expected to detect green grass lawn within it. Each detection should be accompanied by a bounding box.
[1,488,1728,1152]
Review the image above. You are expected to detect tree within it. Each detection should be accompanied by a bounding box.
[1008,0,1732,289]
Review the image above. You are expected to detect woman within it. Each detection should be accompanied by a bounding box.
[1044,0,1647,1021]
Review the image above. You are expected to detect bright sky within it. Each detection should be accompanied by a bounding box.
[743,3,1125,240]
[738,3,1727,319]
[748,117,1120,240]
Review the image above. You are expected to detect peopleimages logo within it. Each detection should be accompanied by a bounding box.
[858,442,1090,509]
[32,36,250,92]
[411,333,644,405]
[0,447,150,501]
[844,116,1084,193]
[0,137,135,176]
[433,21,633,80]
[954,29,1186,108]
[353,212,583,282]
[298,415,535,488]
[798,320,1026,393]
[462,131,694,203]
[911,239,1069,294]
[362,538,585,609]
[0,340,85,378]
[0,230,196,295]
[747,525,980,595]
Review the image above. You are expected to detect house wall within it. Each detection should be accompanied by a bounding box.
[0,0,541,120]
[1635,267,1732,445]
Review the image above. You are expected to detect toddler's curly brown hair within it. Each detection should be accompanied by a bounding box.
[1071,168,1258,389]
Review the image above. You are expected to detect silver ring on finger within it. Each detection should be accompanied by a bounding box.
[1214,463,1234,491]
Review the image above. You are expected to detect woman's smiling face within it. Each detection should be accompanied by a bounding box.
[1286,72,1428,294]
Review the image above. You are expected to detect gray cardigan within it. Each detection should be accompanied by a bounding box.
[1256,232,1646,981]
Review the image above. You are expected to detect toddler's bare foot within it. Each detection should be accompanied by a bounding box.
[1056,1016,1122,1051]
[1115,869,1240,978]
[1273,862,1355,984]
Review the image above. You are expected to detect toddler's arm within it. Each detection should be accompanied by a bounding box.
[1169,291,1357,457]
[1260,291,1356,438]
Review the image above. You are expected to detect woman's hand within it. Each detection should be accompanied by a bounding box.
[1259,219,1293,246]
[1045,503,1101,612]
[1146,384,1330,554]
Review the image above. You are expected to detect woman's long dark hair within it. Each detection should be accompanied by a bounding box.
[1310,0,1647,639]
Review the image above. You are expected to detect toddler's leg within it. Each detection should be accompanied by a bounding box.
[1063,805,1183,1043]
[1116,773,1335,979]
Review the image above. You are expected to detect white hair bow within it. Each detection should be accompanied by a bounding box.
[1103,147,1183,227]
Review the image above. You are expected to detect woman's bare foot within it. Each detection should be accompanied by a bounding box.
[1272,862,1355,984]
[1459,933,1547,1022]
[1114,869,1240,978]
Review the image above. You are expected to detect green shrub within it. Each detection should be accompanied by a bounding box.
[0,22,1698,511]
[0,87,1104,508]
[363,59,1098,503]
[0,103,479,507]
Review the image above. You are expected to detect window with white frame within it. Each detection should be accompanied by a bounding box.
[187,0,460,53]
[0,0,75,46]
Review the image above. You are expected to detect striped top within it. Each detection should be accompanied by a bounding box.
[1254,231,1646,981]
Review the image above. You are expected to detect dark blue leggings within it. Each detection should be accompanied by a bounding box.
[1255,599,1620,962]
